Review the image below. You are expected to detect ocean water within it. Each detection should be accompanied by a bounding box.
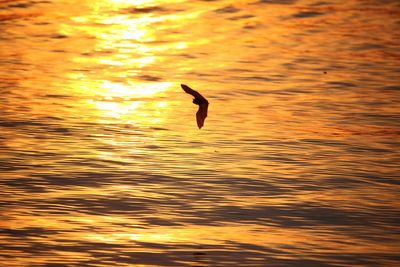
[1,0,400,266]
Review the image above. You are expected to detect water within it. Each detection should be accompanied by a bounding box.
[1,0,400,266]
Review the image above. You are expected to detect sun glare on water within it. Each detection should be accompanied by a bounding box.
[54,0,194,122]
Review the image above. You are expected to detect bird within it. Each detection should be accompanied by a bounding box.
[181,84,209,129]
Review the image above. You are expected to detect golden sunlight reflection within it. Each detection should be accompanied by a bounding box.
[100,80,172,98]
[2,0,399,266]
[80,224,395,254]
[65,0,203,66]
[88,81,173,122]
[55,0,195,124]
[91,101,143,118]
[82,225,288,246]
[104,0,186,7]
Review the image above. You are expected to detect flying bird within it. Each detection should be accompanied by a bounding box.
[181,84,209,129]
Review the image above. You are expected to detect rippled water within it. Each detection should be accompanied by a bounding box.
[1,0,400,266]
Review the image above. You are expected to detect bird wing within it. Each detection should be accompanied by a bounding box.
[196,102,208,129]
[181,84,207,102]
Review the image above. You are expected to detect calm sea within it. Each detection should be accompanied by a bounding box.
[1,0,399,266]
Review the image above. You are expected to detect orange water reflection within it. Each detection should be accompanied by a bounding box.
[1,0,400,266]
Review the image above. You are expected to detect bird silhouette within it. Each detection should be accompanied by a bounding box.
[181,84,209,129]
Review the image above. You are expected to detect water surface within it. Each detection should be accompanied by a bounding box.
[1,0,400,266]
